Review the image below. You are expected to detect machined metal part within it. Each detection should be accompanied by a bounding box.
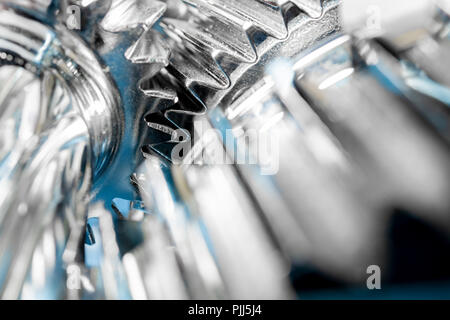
[0,3,122,298]
[130,0,450,297]
[0,0,450,300]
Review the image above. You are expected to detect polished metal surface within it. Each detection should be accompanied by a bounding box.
[0,2,122,298]
[0,0,449,299]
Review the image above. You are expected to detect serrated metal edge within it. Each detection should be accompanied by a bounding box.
[101,0,328,160]
[140,0,330,160]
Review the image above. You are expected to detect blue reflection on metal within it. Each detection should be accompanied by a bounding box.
[111,197,148,219]
[84,217,102,268]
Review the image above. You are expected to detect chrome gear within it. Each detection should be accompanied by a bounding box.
[0,0,449,299]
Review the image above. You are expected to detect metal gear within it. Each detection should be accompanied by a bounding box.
[0,0,449,300]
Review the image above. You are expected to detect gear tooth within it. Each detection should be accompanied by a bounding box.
[142,142,178,162]
[158,0,292,96]
[144,109,178,138]
[162,97,207,133]
[100,0,166,32]
[162,17,257,63]
[102,0,328,163]
[145,120,176,136]
[125,29,171,64]
[207,17,258,63]
[185,0,288,39]
[168,51,230,90]
[141,85,208,161]
[142,111,193,162]
[139,73,179,101]
[141,87,178,100]
[288,0,324,18]
[133,0,334,164]
[165,106,207,130]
